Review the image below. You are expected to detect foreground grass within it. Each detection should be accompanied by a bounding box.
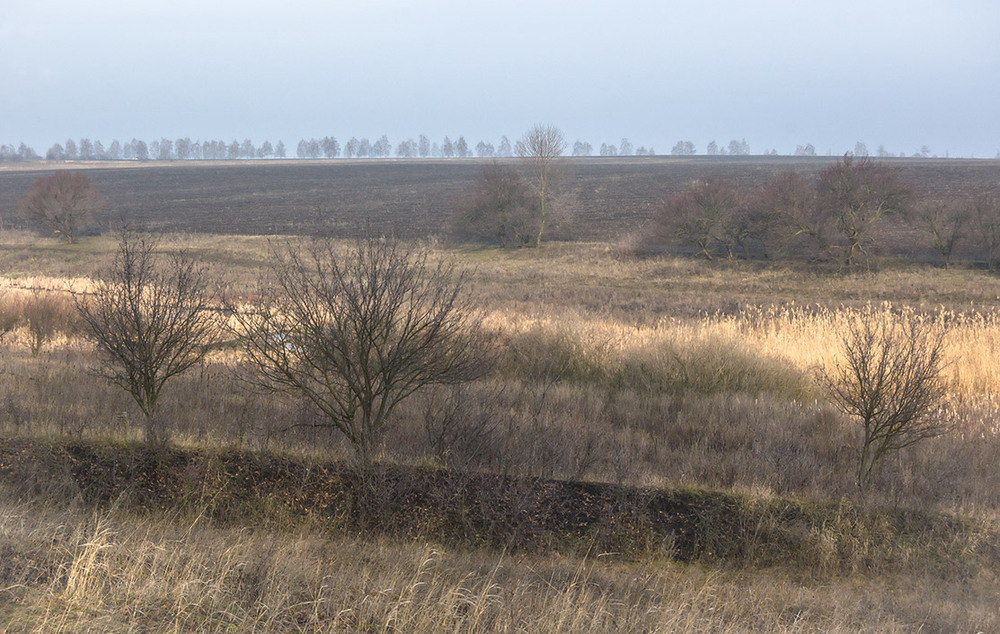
[5,500,995,633]
[2,233,1000,629]
[1,438,998,632]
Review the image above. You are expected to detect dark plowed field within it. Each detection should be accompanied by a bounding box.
[0,157,997,242]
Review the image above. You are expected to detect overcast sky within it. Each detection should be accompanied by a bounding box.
[2,0,998,157]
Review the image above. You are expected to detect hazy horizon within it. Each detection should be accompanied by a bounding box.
[3,0,998,158]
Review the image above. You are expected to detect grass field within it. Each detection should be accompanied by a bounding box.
[0,158,999,631]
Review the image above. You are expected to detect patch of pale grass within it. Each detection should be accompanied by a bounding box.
[1,493,995,632]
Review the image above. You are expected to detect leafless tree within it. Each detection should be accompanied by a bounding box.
[653,177,740,259]
[816,155,911,269]
[971,193,1000,271]
[21,291,77,356]
[453,162,539,248]
[76,231,216,443]
[230,236,488,468]
[17,171,106,244]
[822,307,948,489]
[516,124,566,247]
[914,198,970,268]
[753,171,830,259]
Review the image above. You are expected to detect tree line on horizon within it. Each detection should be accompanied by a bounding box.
[1,134,654,163]
[1,135,962,164]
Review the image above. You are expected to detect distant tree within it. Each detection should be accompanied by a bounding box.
[159,138,176,161]
[258,140,274,158]
[727,139,750,156]
[240,139,255,159]
[671,140,696,155]
[795,143,816,157]
[46,144,66,161]
[321,136,340,158]
[619,138,633,156]
[817,155,911,269]
[753,171,828,258]
[17,171,106,243]
[418,135,431,158]
[64,139,78,160]
[876,145,892,158]
[571,140,592,156]
[175,138,192,160]
[343,138,358,159]
[77,230,216,444]
[599,143,616,156]
[275,140,287,158]
[396,139,417,158]
[498,136,512,157]
[149,140,162,161]
[227,140,240,159]
[18,143,39,160]
[914,198,970,268]
[442,136,455,158]
[853,141,869,157]
[455,136,470,158]
[971,193,1000,270]
[307,139,322,159]
[454,161,539,248]
[133,139,149,161]
[373,135,391,158]
[707,140,719,156]
[78,138,95,160]
[475,141,495,157]
[516,124,566,247]
[653,177,739,259]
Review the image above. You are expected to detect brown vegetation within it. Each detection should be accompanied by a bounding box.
[0,154,998,630]
[16,171,105,243]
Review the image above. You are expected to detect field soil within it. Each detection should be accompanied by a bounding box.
[1,157,997,244]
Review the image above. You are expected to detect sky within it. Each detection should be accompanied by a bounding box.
[2,0,998,157]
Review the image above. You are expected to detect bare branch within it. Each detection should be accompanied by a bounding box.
[229,236,489,468]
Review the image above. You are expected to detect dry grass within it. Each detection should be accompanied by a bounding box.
[0,491,997,633]
[2,231,1000,630]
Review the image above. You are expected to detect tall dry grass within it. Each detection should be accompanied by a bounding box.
[1,271,999,512]
[1,491,996,633]
[3,235,1000,630]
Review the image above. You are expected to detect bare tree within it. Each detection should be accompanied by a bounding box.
[822,307,948,489]
[914,198,970,269]
[516,124,566,247]
[17,171,106,244]
[21,291,77,356]
[753,171,830,259]
[653,177,740,259]
[453,161,539,248]
[971,193,1000,271]
[76,231,216,443]
[230,236,487,468]
[816,155,911,269]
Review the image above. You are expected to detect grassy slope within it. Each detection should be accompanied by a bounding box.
[1,436,998,632]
